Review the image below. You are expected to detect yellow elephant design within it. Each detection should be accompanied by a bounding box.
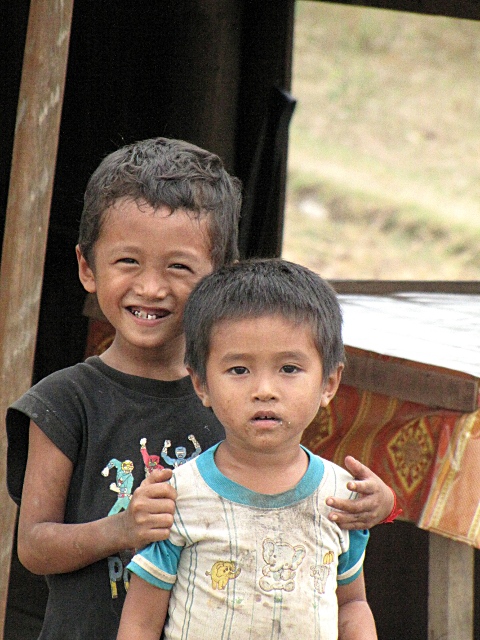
[206,560,241,590]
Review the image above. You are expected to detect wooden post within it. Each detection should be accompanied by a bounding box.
[0,0,74,635]
[428,532,474,640]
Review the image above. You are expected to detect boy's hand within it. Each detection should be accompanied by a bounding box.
[326,456,394,530]
[122,468,177,550]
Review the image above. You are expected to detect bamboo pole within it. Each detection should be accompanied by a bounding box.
[0,0,74,634]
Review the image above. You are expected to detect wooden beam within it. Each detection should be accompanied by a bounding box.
[330,280,480,295]
[428,533,474,640]
[342,347,479,412]
[319,0,480,21]
[0,0,74,634]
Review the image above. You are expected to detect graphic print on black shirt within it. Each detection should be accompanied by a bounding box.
[103,432,205,598]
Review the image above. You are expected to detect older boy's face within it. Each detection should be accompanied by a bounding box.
[78,198,213,375]
[191,315,342,456]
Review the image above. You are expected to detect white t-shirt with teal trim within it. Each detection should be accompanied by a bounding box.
[128,443,369,640]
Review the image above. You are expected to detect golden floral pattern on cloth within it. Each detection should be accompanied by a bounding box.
[302,384,480,548]
[387,418,434,494]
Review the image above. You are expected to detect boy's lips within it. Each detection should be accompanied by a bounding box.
[128,306,171,320]
[251,411,282,424]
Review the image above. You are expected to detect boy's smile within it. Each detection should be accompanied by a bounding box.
[130,307,169,320]
[191,314,342,457]
[77,198,213,379]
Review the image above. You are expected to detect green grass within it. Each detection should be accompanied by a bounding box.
[283,1,480,279]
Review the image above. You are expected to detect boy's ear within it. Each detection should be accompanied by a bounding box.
[320,363,344,408]
[76,245,97,293]
[187,368,212,408]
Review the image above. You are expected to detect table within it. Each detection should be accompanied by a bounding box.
[300,289,480,640]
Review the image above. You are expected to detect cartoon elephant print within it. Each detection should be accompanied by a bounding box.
[259,538,306,592]
[206,560,241,590]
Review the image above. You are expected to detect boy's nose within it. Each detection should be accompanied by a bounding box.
[135,272,169,298]
[252,376,278,402]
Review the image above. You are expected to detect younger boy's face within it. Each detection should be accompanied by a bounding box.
[191,314,342,456]
[77,198,213,375]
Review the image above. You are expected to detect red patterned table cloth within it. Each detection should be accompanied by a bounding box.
[302,384,480,548]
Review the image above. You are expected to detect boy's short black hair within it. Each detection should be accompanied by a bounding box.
[184,258,345,384]
[78,137,242,269]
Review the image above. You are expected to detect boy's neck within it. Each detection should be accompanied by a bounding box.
[100,339,188,381]
[214,441,309,495]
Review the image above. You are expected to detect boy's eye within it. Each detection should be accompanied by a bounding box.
[228,366,249,375]
[170,263,191,271]
[281,365,299,374]
[117,257,137,265]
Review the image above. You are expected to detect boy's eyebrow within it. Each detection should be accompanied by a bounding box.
[218,350,312,363]
[105,243,140,253]
[105,244,205,259]
[166,248,209,259]
[218,352,250,363]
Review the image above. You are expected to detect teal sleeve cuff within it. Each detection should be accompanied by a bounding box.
[127,538,183,590]
[337,528,369,586]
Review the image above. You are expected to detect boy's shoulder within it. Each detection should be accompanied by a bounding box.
[10,358,99,405]
[170,444,216,490]
[309,451,356,501]
[18,356,189,399]
[28,356,102,388]
[6,357,125,448]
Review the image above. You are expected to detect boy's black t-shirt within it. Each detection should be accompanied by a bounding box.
[6,356,225,640]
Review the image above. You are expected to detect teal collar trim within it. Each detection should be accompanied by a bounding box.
[196,443,323,508]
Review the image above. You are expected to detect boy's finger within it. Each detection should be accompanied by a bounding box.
[326,496,364,513]
[346,479,374,495]
[327,512,369,530]
[344,455,372,480]
[134,474,177,502]
[146,483,177,502]
[146,468,173,483]
[146,498,176,517]
[147,526,176,543]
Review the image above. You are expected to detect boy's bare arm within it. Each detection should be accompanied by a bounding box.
[337,571,377,640]
[326,456,395,529]
[117,574,169,640]
[17,421,176,575]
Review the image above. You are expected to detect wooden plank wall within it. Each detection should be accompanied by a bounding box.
[0,0,74,635]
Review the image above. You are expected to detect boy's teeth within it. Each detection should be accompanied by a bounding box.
[133,309,158,320]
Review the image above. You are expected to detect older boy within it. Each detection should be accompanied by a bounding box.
[6,138,240,639]
[119,259,377,640]
[7,138,391,640]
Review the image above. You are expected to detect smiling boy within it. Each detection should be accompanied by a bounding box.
[118,259,378,640]
[6,138,241,639]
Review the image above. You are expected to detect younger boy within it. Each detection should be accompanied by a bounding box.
[6,138,391,640]
[118,259,377,640]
